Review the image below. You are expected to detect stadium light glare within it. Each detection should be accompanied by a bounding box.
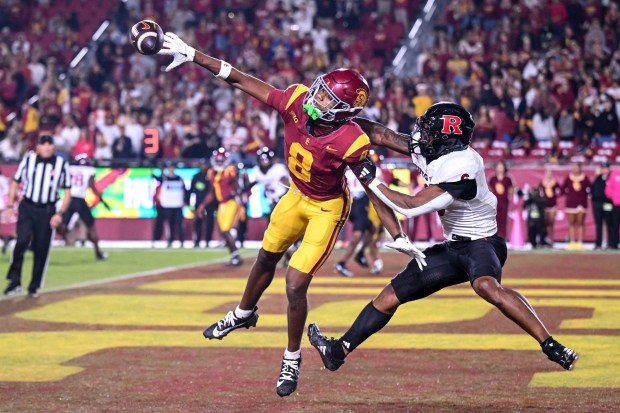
[70,47,89,68]
[423,0,436,14]
[92,20,110,42]
[392,46,407,67]
[408,19,422,39]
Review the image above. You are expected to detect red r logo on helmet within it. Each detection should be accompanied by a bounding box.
[441,115,463,134]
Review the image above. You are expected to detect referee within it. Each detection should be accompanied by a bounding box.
[3,135,71,298]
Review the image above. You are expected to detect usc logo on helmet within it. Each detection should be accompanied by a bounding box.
[354,88,368,108]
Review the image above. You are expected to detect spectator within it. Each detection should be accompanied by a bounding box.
[94,113,121,160]
[593,95,618,145]
[556,108,576,142]
[112,134,134,159]
[524,185,547,249]
[605,165,620,250]
[532,109,557,143]
[563,162,591,250]
[591,162,614,250]
[157,162,187,248]
[55,115,81,160]
[488,160,514,239]
[540,168,562,246]
[0,125,22,161]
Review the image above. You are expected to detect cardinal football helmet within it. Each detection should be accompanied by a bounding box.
[211,147,231,171]
[303,68,369,123]
[410,102,475,158]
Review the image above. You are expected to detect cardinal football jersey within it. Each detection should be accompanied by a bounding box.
[267,84,370,200]
[410,145,497,240]
[208,165,237,202]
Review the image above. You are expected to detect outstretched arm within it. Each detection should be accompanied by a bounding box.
[354,117,411,155]
[158,32,275,104]
[353,157,454,219]
[369,182,453,218]
[193,52,274,104]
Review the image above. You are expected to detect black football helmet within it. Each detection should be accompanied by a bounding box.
[410,102,475,158]
[257,147,274,166]
[74,153,93,166]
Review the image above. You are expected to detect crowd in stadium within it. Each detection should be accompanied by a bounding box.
[0,0,618,166]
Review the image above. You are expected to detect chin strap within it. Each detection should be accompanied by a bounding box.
[303,104,322,120]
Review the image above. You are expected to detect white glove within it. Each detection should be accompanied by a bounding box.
[385,235,427,271]
[157,32,196,72]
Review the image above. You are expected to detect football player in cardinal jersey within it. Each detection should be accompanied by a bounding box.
[197,148,242,266]
[308,102,578,375]
[157,32,425,396]
[58,154,109,261]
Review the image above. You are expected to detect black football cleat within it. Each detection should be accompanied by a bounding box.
[334,262,353,277]
[542,337,578,370]
[3,282,21,297]
[276,354,302,397]
[354,251,369,268]
[229,255,242,266]
[203,307,259,340]
[307,323,345,371]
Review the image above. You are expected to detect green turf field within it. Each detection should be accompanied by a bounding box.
[0,247,235,290]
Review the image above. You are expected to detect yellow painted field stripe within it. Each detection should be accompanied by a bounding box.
[0,331,616,388]
[15,296,620,330]
[139,279,620,298]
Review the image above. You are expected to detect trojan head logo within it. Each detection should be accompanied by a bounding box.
[354,87,368,108]
[441,115,463,134]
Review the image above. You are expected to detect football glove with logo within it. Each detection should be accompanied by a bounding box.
[157,32,196,72]
[352,157,377,185]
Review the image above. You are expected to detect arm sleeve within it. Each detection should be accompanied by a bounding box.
[368,180,455,218]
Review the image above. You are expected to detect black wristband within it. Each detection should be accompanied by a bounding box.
[393,232,407,241]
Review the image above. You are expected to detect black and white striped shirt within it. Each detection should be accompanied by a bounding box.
[13,152,71,205]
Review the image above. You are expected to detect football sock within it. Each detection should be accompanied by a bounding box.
[284,349,301,359]
[340,301,393,353]
[234,306,253,318]
[541,336,555,350]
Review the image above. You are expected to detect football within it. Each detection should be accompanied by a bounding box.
[129,20,164,55]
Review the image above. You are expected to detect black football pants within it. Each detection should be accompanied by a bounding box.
[6,201,55,293]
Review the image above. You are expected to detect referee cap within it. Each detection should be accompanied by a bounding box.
[38,135,55,145]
